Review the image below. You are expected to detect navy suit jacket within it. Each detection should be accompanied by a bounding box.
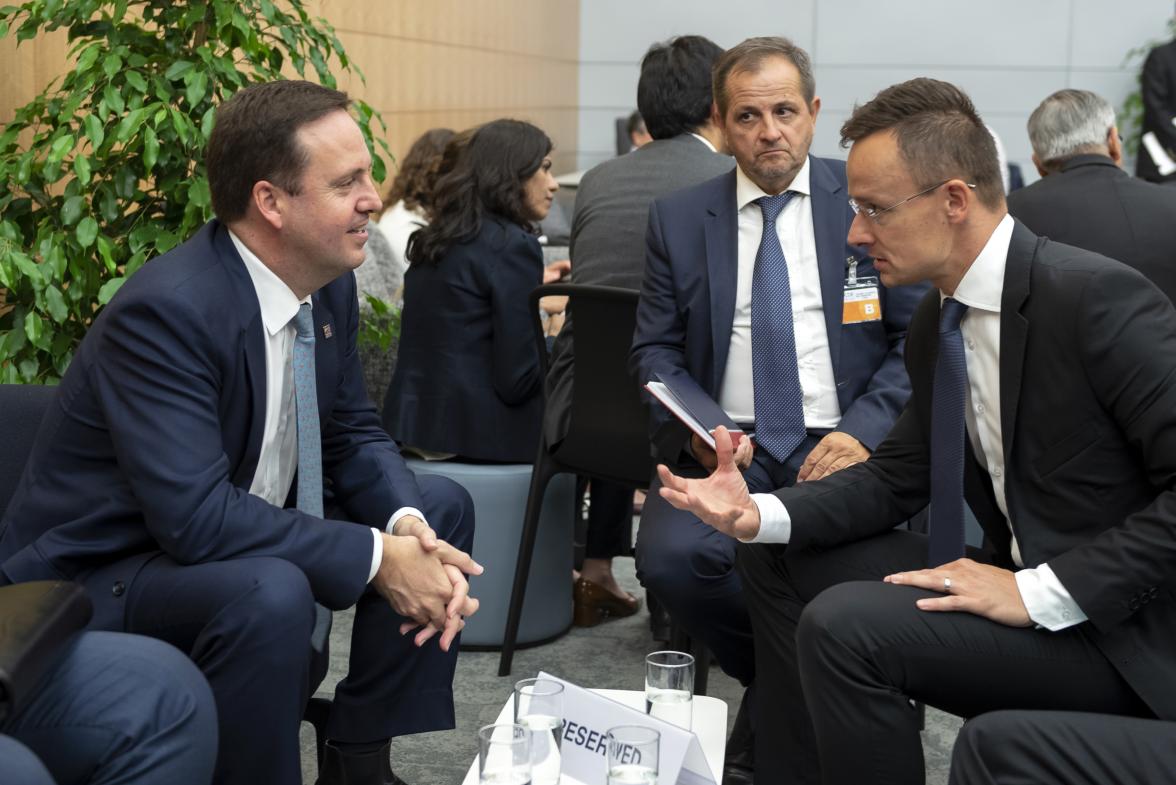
[382,216,544,463]
[629,158,926,465]
[0,220,424,628]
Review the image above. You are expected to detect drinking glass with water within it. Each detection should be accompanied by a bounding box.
[513,678,564,784]
[644,650,695,730]
[478,723,531,785]
[606,725,659,784]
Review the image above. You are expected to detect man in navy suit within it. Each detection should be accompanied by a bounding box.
[629,37,923,776]
[0,81,481,785]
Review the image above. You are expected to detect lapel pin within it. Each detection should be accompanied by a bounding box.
[322,323,333,339]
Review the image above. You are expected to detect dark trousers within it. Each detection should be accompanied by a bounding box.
[3,631,216,785]
[738,529,1153,785]
[124,474,473,785]
[584,479,633,559]
[634,435,819,685]
[950,710,1176,785]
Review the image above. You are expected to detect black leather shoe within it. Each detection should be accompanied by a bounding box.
[722,685,754,785]
[316,739,408,785]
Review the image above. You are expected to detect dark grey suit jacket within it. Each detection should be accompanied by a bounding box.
[542,134,734,444]
[1008,154,1176,302]
[1136,39,1176,184]
[774,221,1176,721]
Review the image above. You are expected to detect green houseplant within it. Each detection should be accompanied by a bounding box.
[0,0,390,382]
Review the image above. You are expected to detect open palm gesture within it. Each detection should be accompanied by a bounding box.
[657,426,762,540]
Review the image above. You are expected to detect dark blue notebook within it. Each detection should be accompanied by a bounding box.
[645,373,745,449]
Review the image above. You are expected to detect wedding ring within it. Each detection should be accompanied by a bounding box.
[943,577,952,592]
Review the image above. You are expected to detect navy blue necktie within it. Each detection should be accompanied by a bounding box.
[928,297,969,566]
[751,192,807,463]
[292,303,323,518]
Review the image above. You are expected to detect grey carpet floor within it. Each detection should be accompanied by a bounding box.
[298,556,963,784]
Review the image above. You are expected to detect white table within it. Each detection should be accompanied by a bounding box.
[461,689,726,784]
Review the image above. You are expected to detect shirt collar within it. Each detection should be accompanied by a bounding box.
[228,229,309,337]
[945,213,1014,313]
[736,156,812,211]
[690,132,718,153]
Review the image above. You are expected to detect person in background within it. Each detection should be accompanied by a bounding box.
[1009,88,1176,302]
[376,128,456,288]
[627,110,653,150]
[382,119,565,463]
[1135,11,1176,184]
[544,34,732,637]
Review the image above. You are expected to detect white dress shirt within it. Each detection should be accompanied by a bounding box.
[746,215,1086,631]
[230,231,425,582]
[718,160,841,430]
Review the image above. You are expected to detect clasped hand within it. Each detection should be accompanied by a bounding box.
[372,516,484,651]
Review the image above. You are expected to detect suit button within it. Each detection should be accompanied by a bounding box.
[1149,587,1159,598]
[112,581,125,597]
[1129,597,1140,611]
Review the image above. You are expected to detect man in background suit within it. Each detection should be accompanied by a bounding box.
[0,80,481,785]
[1009,88,1176,301]
[950,709,1176,785]
[1135,27,1176,184]
[658,78,1176,785]
[628,37,924,781]
[543,34,733,627]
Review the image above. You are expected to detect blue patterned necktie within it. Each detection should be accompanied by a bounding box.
[928,297,969,566]
[751,192,807,463]
[292,303,323,518]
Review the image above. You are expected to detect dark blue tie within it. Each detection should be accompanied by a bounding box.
[751,192,807,463]
[292,303,323,518]
[928,297,969,566]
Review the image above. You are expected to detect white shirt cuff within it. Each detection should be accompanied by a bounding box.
[742,494,792,543]
[1014,563,1087,631]
[387,506,426,534]
[368,527,382,583]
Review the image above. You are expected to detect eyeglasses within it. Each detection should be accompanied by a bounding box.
[848,180,976,224]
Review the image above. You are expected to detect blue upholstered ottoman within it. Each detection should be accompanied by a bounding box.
[405,459,575,647]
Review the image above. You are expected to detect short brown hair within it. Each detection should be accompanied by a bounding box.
[206,80,351,222]
[712,37,815,116]
[840,78,1004,209]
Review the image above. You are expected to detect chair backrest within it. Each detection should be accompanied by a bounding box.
[530,284,652,488]
[0,385,57,518]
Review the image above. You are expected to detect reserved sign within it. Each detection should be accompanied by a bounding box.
[538,672,716,785]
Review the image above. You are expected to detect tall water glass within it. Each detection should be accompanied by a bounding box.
[606,725,659,784]
[644,650,694,730]
[478,723,531,785]
[513,678,564,784]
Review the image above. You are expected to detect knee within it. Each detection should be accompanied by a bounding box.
[0,736,54,785]
[637,524,735,593]
[796,582,877,667]
[420,475,475,551]
[232,558,316,644]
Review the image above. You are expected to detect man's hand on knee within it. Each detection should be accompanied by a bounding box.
[884,558,1032,627]
[384,538,482,650]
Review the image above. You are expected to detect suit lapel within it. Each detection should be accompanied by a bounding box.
[705,171,739,390]
[809,157,847,376]
[213,222,268,487]
[999,221,1036,472]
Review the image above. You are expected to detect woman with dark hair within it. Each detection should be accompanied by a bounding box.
[381,119,564,463]
[376,127,456,281]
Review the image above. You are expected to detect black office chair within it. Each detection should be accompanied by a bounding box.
[498,285,654,676]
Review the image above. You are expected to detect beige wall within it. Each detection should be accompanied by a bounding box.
[0,1,580,179]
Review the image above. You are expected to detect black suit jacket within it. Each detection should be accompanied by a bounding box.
[383,216,544,463]
[1008,154,1176,302]
[1136,39,1176,184]
[773,221,1176,720]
